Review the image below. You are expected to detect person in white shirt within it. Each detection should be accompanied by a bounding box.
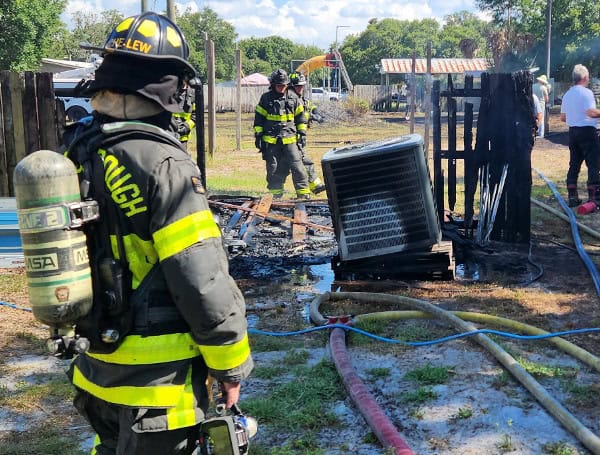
[560,64,600,207]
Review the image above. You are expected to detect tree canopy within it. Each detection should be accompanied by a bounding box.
[0,0,66,71]
[177,7,237,82]
[0,2,598,84]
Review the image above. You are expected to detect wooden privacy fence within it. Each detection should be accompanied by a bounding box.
[0,71,64,197]
[211,85,425,112]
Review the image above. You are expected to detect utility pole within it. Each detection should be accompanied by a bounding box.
[545,0,552,78]
[167,0,176,21]
[141,0,148,12]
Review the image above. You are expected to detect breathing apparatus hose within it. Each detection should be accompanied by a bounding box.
[311,291,600,455]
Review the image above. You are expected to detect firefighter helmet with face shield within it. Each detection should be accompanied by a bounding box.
[290,72,306,86]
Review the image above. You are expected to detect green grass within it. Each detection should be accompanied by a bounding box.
[517,357,579,379]
[0,374,75,411]
[563,382,600,408]
[400,386,439,404]
[404,364,453,385]
[542,441,580,454]
[450,406,473,421]
[0,426,86,455]
[249,334,305,353]
[282,349,310,366]
[252,365,288,379]
[365,367,391,379]
[241,359,344,432]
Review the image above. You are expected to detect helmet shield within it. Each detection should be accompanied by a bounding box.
[290,72,306,86]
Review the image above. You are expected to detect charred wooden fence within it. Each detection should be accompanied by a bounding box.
[0,71,64,197]
[433,71,535,243]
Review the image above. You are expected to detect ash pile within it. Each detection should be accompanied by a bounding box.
[209,195,337,279]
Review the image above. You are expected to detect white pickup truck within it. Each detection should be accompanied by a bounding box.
[310,87,340,102]
[53,78,93,122]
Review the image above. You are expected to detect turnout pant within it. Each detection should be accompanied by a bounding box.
[74,390,200,455]
[267,142,309,196]
[299,144,318,184]
[566,126,600,189]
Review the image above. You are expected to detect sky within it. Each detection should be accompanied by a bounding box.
[63,0,486,51]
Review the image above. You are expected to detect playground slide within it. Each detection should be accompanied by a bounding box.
[296,53,336,74]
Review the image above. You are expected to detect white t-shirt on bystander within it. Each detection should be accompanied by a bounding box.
[560,85,598,127]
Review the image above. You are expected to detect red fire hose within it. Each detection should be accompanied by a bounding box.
[329,327,414,455]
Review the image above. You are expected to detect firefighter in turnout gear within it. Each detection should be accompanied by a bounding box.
[170,80,197,151]
[289,72,326,195]
[253,68,311,199]
[62,12,253,454]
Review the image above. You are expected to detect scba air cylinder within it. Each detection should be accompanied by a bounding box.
[14,150,93,335]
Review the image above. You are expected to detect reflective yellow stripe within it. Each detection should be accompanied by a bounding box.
[297,188,311,195]
[110,233,157,289]
[297,124,307,132]
[72,365,184,407]
[166,368,196,429]
[256,105,268,117]
[265,113,295,121]
[262,135,299,145]
[90,434,100,455]
[295,105,304,116]
[254,126,263,133]
[198,333,251,370]
[269,188,284,195]
[153,210,221,261]
[87,333,200,365]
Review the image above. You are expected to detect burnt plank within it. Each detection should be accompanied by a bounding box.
[240,194,273,244]
[432,80,444,223]
[224,199,254,233]
[292,202,307,243]
[447,95,457,211]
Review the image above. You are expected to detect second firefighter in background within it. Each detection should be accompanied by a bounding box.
[253,69,311,199]
[288,72,326,195]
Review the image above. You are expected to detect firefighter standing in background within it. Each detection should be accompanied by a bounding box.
[62,12,252,454]
[170,80,196,151]
[254,69,311,199]
[289,72,326,195]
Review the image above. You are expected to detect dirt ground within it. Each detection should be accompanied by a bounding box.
[1,111,599,454]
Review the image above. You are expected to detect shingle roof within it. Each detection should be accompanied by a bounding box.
[380,58,491,74]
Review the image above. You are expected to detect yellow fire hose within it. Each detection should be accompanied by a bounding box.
[310,291,600,454]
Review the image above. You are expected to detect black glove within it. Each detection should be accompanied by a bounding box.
[255,135,262,150]
[177,122,191,136]
[312,112,324,123]
[298,134,307,148]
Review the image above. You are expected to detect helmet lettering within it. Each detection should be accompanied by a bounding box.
[125,38,152,54]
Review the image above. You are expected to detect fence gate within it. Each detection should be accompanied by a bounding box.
[432,71,534,243]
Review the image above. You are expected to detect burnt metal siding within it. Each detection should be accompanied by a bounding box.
[380,58,491,75]
[323,135,441,261]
